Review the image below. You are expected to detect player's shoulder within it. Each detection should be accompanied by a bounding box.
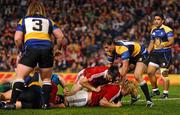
[115,45,128,54]
[150,25,157,33]
[161,24,173,33]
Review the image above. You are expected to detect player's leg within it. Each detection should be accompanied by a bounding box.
[4,47,37,109]
[160,51,172,99]
[160,68,169,99]
[147,63,160,96]
[39,48,54,109]
[40,68,52,109]
[10,64,33,104]
[134,62,153,107]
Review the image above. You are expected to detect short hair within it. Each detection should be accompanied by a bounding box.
[102,38,114,46]
[107,65,120,81]
[154,13,164,20]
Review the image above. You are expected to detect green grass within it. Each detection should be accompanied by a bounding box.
[1,85,180,115]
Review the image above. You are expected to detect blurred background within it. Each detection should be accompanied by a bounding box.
[0,0,179,74]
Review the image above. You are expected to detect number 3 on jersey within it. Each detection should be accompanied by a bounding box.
[25,18,49,34]
[32,19,42,31]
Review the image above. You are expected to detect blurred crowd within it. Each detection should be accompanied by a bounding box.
[0,0,180,73]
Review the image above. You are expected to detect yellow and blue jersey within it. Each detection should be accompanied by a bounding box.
[16,15,59,49]
[107,40,146,63]
[24,72,42,93]
[150,24,174,52]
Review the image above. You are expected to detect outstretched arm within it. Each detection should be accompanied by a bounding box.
[79,77,101,92]
[57,75,69,94]
[99,97,122,107]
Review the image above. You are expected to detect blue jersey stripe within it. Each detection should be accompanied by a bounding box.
[25,39,53,48]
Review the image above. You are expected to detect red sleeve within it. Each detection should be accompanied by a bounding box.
[103,85,120,101]
[83,66,109,80]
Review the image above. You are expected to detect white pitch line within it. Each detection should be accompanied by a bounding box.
[122,97,180,103]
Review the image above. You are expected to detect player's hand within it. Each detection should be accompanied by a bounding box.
[63,87,70,95]
[116,101,122,107]
[95,86,101,92]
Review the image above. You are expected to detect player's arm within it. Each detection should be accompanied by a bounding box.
[50,103,65,108]
[161,27,174,48]
[119,59,129,78]
[106,55,114,67]
[57,75,69,94]
[51,20,65,48]
[14,19,24,52]
[147,40,154,53]
[53,29,64,46]
[79,77,100,92]
[64,83,82,96]
[161,37,174,47]
[14,31,24,50]
[99,97,122,107]
[161,31,174,47]
[118,50,130,78]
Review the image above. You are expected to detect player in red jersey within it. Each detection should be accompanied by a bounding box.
[64,84,121,107]
[64,65,121,96]
[54,79,138,108]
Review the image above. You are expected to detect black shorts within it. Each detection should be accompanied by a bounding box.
[129,53,149,65]
[149,51,172,68]
[18,86,42,108]
[19,46,53,68]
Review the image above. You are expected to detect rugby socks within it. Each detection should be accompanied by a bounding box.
[42,82,52,107]
[10,80,24,103]
[140,80,151,101]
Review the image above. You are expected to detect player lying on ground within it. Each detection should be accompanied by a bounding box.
[64,65,121,96]
[0,69,42,109]
[52,79,138,108]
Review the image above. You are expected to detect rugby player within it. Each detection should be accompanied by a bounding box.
[103,39,153,107]
[147,13,174,99]
[54,80,138,108]
[6,1,64,109]
[64,65,121,96]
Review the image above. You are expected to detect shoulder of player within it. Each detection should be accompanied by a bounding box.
[115,45,128,54]
[161,24,173,33]
[150,25,157,33]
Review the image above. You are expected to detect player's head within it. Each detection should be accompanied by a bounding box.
[106,65,120,82]
[153,13,164,27]
[26,1,46,16]
[103,39,115,54]
[121,79,138,97]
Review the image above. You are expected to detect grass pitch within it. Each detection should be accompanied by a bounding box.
[0,85,180,115]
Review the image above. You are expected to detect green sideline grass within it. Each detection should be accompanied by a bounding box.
[1,85,180,115]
